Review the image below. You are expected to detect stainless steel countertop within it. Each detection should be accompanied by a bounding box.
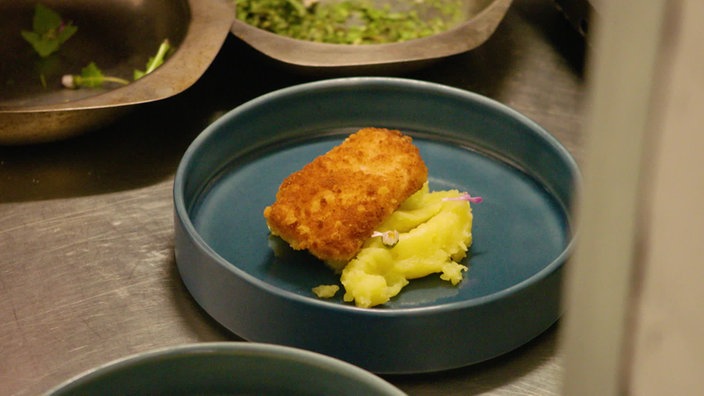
[0,1,586,394]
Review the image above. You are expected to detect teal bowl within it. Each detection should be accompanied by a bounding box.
[173,77,579,373]
[46,343,404,395]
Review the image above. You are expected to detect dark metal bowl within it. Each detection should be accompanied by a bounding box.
[0,0,234,145]
[230,0,512,74]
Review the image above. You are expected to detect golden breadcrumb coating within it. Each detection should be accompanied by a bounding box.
[263,127,428,269]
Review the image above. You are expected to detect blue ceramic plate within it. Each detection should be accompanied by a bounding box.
[173,77,579,374]
[46,342,404,395]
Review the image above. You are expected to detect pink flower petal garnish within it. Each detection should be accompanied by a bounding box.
[442,192,483,203]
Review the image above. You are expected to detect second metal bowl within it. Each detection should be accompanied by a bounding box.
[230,0,512,74]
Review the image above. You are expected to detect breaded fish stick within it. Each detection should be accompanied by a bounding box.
[263,128,428,269]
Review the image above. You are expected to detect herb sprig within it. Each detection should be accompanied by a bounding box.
[21,3,78,58]
[133,39,172,80]
[62,39,172,89]
[61,62,130,89]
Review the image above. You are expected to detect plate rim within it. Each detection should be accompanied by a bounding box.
[45,342,405,395]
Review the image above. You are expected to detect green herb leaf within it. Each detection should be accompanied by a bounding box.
[32,3,62,33]
[133,39,171,80]
[21,4,78,58]
[77,62,106,88]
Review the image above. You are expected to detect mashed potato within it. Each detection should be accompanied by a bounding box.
[339,182,475,308]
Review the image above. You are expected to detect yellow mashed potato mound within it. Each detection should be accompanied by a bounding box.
[339,182,474,308]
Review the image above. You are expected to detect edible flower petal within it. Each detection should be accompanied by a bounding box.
[371,230,400,247]
[442,192,483,204]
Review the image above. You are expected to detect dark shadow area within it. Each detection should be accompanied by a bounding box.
[513,0,588,74]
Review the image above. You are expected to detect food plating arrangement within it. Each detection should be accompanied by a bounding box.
[1,1,587,394]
